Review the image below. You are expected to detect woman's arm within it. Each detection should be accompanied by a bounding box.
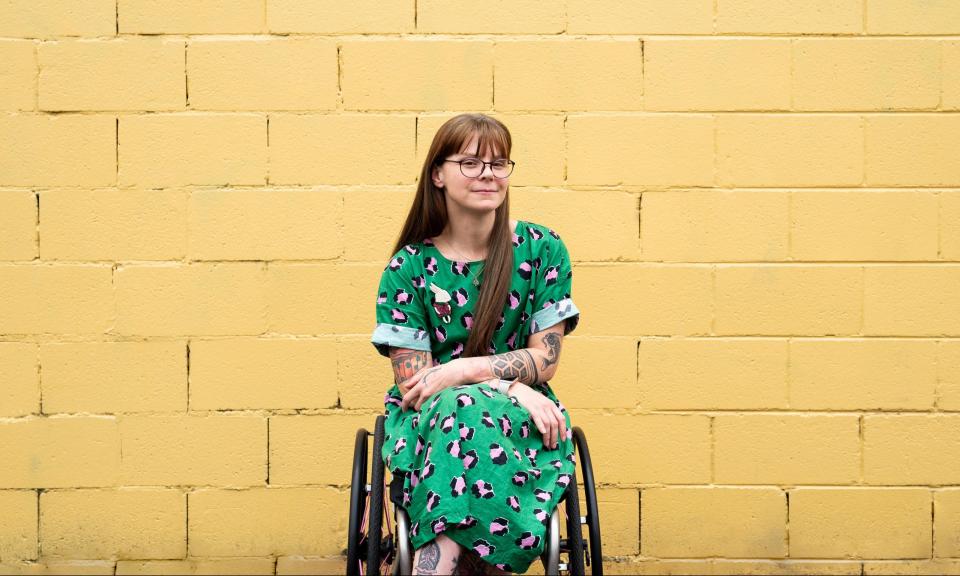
[461,320,566,386]
[389,347,433,392]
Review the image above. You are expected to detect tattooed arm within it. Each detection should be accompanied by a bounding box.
[389,347,433,394]
[462,319,566,386]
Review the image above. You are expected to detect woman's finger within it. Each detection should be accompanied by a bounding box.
[554,407,567,446]
[539,407,556,449]
[549,413,558,448]
[401,383,421,412]
[530,412,547,436]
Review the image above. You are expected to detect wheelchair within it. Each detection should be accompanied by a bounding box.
[347,414,603,575]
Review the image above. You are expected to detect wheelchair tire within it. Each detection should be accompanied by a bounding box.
[572,426,603,575]
[367,415,386,574]
[563,468,585,575]
[347,427,369,576]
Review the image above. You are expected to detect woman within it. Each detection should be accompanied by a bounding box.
[371,113,581,575]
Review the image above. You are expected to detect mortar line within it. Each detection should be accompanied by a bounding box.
[785,490,790,557]
[186,340,191,411]
[931,493,935,559]
[638,488,642,554]
[34,191,39,261]
[265,115,270,185]
[36,330,42,415]
[36,489,41,561]
[336,44,343,111]
[637,193,642,261]
[184,42,189,108]
[115,118,119,187]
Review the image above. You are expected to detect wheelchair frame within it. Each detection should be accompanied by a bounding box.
[347,414,603,575]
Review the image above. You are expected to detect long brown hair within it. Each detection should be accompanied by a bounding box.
[390,113,514,359]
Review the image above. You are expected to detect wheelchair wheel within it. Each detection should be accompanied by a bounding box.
[367,415,386,573]
[541,426,601,575]
[347,416,394,576]
[563,468,585,575]
[347,427,369,576]
[572,426,603,575]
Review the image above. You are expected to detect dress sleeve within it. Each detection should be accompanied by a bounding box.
[530,229,580,336]
[370,248,432,357]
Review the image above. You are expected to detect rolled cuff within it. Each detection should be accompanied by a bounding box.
[371,323,432,357]
[529,297,580,336]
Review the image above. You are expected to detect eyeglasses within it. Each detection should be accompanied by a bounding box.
[442,157,516,179]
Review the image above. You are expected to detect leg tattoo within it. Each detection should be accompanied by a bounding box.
[414,540,441,575]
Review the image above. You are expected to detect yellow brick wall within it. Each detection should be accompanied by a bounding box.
[1,0,959,574]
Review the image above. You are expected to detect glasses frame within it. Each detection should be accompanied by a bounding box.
[441,157,516,179]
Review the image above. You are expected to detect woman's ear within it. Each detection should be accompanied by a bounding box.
[431,164,445,188]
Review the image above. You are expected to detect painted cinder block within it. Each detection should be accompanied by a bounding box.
[38,38,184,111]
[0,114,115,187]
[0,0,114,37]
[790,488,931,558]
[495,40,643,111]
[190,338,338,410]
[187,38,337,111]
[641,487,787,558]
[644,39,791,111]
[40,341,187,414]
[0,190,36,261]
[41,189,188,261]
[41,489,185,559]
[188,188,341,260]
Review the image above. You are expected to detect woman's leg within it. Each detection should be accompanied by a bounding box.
[412,533,463,575]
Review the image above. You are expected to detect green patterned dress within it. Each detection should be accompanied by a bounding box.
[371,220,581,574]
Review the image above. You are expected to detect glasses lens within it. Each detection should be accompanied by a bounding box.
[460,159,482,177]
[491,160,512,178]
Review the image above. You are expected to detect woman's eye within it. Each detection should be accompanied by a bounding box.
[492,161,508,169]
[461,159,481,168]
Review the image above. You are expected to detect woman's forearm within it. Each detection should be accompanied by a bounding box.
[460,348,557,386]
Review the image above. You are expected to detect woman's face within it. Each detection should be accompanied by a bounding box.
[431,132,509,216]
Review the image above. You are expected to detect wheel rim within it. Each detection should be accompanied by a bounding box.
[367,415,387,574]
[564,468,585,575]
[572,427,603,575]
[347,428,369,576]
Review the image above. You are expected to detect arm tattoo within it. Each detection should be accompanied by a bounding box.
[390,349,431,386]
[415,540,441,575]
[539,332,562,371]
[487,349,539,385]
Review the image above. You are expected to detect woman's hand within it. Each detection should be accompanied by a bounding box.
[508,381,567,450]
[400,360,467,412]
